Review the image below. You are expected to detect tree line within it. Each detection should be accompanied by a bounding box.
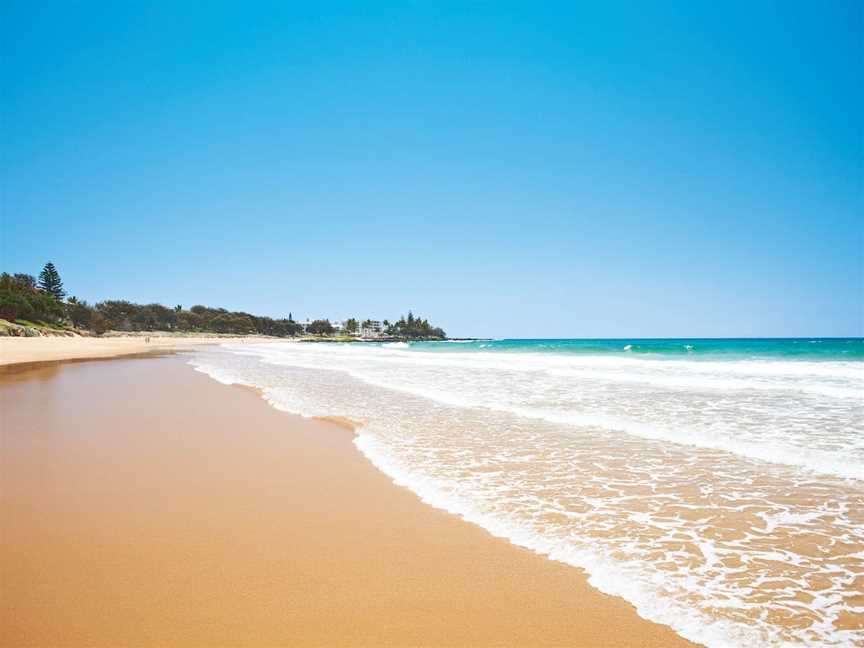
[1,263,446,339]
[384,312,445,339]
[1,263,302,336]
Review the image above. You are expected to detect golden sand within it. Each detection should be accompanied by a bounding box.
[0,334,280,366]
[0,355,694,647]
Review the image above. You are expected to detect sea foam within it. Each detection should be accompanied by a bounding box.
[190,341,864,648]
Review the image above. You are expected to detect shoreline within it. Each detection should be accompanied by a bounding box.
[0,334,283,367]
[1,353,695,647]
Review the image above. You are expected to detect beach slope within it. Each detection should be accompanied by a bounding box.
[0,355,694,647]
[0,335,274,366]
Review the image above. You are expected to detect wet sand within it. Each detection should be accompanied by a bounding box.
[0,355,695,647]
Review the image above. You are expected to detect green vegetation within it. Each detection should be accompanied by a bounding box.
[38,262,66,300]
[306,319,335,335]
[0,270,65,324]
[82,301,303,336]
[1,262,448,340]
[1,262,302,337]
[385,311,445,339]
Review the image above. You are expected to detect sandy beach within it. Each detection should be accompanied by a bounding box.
[0,352,694,647]
[0,334,278,366]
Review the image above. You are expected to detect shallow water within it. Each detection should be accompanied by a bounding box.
[191,339,864,647]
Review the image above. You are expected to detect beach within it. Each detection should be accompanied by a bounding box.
[0,349,692,647]
[189,339,864,647]
[0,334,275,366]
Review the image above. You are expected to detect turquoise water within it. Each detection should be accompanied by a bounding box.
[406,337,864,359]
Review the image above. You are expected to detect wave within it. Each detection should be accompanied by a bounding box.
[189,344,864,647]
[241,343,864,397]
[353,434,777,648]
[223,343,864,480]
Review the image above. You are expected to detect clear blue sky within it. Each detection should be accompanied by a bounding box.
[2,1,861,338]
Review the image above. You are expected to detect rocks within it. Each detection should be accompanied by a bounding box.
[0,319,79,337]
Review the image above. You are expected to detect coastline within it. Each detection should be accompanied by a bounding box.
[1,354,694,647]
[0,334,283,367]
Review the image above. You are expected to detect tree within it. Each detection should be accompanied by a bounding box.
[0,274,27,321]
[386,311,445,339]
[38,262,66,300]
[95,300,136,330]
[90,310,109,335]
[13,274,36,289]
[306,319,334,335]
[0,272,64,323]
[66,298,92,329]
[208,313,254,334]
[345,318,358,334]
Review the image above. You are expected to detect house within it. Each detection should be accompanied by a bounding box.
[360,320,383,338]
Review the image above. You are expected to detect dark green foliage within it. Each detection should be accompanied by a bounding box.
[13,274,36,289]
[95,300,138,330]
[385,311,446,339]
[90,311,109,335]
[306,319,335,335]
[3,266,306,337]
[84,300,303,336]
[0,284,29,321]
[3,264,443,340]
[65,298,92,329]
[209,313,254,334]
[38,262,65,300]
[130,303,177,330]
[0,272,65,323]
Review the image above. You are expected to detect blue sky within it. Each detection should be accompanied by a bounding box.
[2,1,861,338]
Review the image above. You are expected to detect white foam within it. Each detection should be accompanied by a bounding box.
[188,344,864,648]
[220,342,864,480]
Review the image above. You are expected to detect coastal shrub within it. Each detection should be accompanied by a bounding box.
[0,290,29,321]
[208,313,255,334]
[0,273,65,323]
[385,311,446,339]
[90,311,109,335]
[4,263,443,340]
[13,274,37,289]
[65,298,92,329]
[95,300,137,330]
[306,319,335,335]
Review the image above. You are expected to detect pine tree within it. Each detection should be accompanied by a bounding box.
[38,262,66,300]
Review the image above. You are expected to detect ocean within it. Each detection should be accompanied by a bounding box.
[190,338,863,647]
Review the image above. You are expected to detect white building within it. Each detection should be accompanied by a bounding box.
[360,320,384,338]
[299,318,385,337]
